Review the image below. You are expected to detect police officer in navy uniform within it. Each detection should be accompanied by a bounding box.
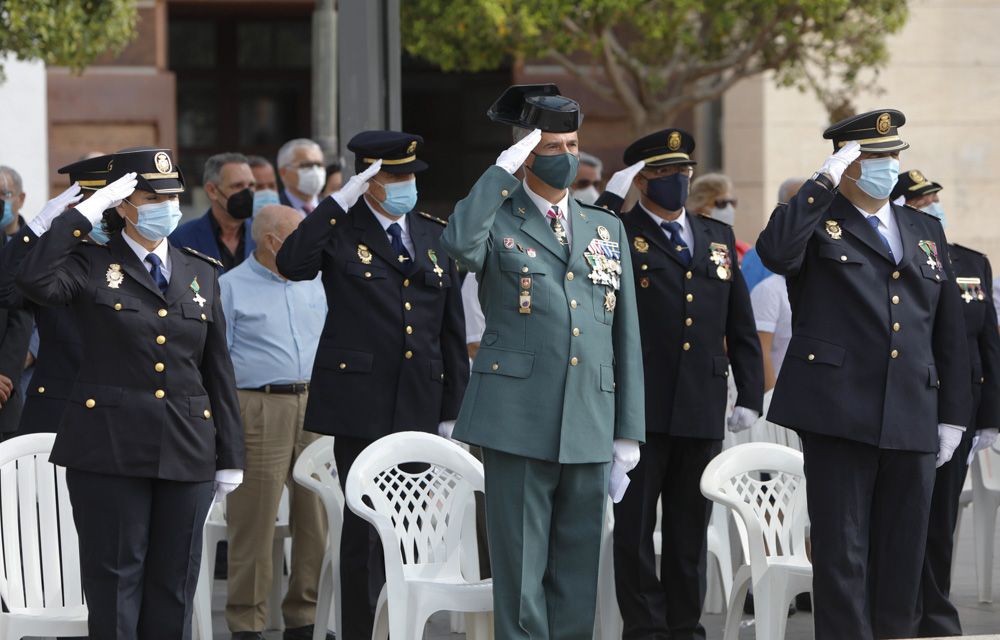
[891,171,1000,637]
[602,129,764,639]
[15,147,245,640]
[0,155,114,435]
[275,131,468,640]
[756,111,971,640]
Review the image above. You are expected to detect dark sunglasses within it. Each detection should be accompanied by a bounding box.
[715,198,738,208]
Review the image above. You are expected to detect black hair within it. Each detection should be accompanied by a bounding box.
[326,161,342,177]
[101,208,125,236]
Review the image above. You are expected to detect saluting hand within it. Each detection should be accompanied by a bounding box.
[332,159,383,211]
[818,140,861,187]
[495,128,542,175]
[75,172,139,226]
[26,183,84,236]
[603,160,646,198]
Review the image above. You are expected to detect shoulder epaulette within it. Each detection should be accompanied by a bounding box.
[579,201,622,218]
[183,246,224,268]
[697,213,731,227]
[951,243,986,257]
[901,203,937,219]
[417,211,448,226]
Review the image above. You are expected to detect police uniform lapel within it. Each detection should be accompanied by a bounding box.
[110,233,165,300]
[891,203,918,267]
[165,244,196,306]
[567,197,594,269]
[832,194,894,264]
[512,186,568,263]
[632,205,685,267]
[688,213,711,271]
[407,214,430,276]
[353,200,408,273]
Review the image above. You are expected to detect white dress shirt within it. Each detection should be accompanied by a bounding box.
[854,201,902,263]
[522,180,572,247]
[122,232,172,282]
[751,274,792,375]
[641,202,694,255]
[461,273,486,345]
[367,198,415,259]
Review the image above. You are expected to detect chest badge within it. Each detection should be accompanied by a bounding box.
[709,242,732,281]
[585,231,623,290]
[825,220,843,240]
[357,244,373,265]
[428,249,444,277]
[106,263,124,289]
[190,276,207,307]
[956,277,983,304]
[503,237,515,249]
[604,290,617,312]
[633,236,649,253]
[918,240,940,271]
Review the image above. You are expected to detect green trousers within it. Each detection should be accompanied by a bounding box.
[482,447,610,639]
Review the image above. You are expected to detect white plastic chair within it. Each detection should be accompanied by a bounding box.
[970,444,1000,603]
[0,433,89,639]
[345,431,492,640]
[291,436,345,640]
[701,443,812,640]
[192,484,292,640]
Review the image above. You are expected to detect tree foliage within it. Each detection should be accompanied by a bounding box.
[0,0,138,79]
[403,0,909,133]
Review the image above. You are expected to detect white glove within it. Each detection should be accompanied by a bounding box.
[609,461,631,503]
[727,406,760,434]
[331,159,381,211]
[438,420,456,440]
[495,128,542,175]
[603,160,645,198]
[967,427,999,465]
[936,424,964,468]
[612,438,641,472]
[213,468,244,504]
[27,183,84,236]
[75,172,138,226]
[818,140,861,187]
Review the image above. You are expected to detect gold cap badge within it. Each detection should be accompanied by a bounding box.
[876,113,892,135]
[154,151,172,174]
[406,140,417,154]
[667,131,682,151]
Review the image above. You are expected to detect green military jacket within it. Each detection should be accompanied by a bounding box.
[442,166,645,463]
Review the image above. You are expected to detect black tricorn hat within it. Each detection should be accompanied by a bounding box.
[487,84,582,133]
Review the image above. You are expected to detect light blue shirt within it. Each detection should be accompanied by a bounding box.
[220,253,326,388]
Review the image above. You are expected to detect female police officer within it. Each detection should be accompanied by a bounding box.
[16,147,245,640]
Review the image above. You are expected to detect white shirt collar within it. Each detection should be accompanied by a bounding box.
[522,179,569,220]
[122,231,170,271]
[365,197,409,233]
[853,201,892,228]
[639,200,688,230]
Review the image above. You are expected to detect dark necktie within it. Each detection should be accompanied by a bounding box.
[546,205,569,248]
[660,220,692,266]
[145,253,168,295]
[866,216,896,263]
[387,222,411,264]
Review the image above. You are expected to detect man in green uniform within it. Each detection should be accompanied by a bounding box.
[441,84,645,639]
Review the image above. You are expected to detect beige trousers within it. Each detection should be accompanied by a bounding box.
[225,390,328,632]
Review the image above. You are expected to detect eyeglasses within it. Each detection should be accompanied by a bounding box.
[293,162,324,170]
[715,198,738,208]
[573,179,599,189]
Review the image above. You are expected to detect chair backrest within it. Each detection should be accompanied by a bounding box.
[0,433,84,612]
[700,442,808,580]
[971,444,1000,493]
[292,436,345,545]
[344,432,484,583]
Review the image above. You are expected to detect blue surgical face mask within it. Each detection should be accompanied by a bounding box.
[921,201,946,227]
[89,223,110,245]
[0,199,14,228]
[374,179,418,216]
[252,189,281,216]
[126,199,182,242]
[645,173,690,211]
[853,157,899,200]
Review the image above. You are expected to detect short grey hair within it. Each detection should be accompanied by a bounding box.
[777,178,806,203]
[203,152,249,186]
[251,204,301,245]
[246,155,273,170]
[0,166,23,195]
[277,138,322,169]
[578,151,603,177]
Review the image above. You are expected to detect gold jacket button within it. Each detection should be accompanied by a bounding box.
[203,409,212,419]
[73,230,82,238]
[491,363,499,371]
[114,303,122,311]
[339,363,347,370]
[682,342,691,351]
[406,326,414,335]
[329,217,337,225]
[154,362,165,372]
[840,255,848,262]
[404,350,413,359]
[22,235,30,243]
[892,271,901,280]
[572,327,580,336]
[364,271,372,278]
[891,295,900,305]
[641,264,648,271]
[156,335,167,345]
[892,322,900,332]
[404,302,412,310]
[807,196,815,204]
[155,389,166,399]
[890,349,899,359]
[37,386,45,394]
[570,299,578,309]
[566,272,575,281]
[158,309,168,317]
[686,293,694,302]
[522,266,529,273]
[200,313,207,321]
[685,317,693,326]
[807,354,816,361]
[570,357,579,366]
[686,271,693,279]
[403,279,410,287]
[85,399,96,409]
[501,189,509,197]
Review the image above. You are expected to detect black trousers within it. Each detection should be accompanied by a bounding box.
[800,433,936,640]
[66,469,213,640]
[334,436,386,640]
[917,429,975,637]
[613,434,722,640]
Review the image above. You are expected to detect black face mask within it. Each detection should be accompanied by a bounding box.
[223,188,254,220]
[645,173,689,211]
